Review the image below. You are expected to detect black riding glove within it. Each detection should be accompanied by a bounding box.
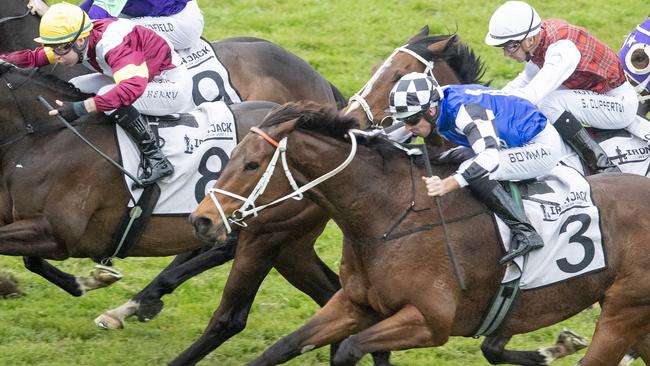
[57,101,88,121]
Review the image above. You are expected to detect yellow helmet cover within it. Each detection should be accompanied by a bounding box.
[34,2,93,45]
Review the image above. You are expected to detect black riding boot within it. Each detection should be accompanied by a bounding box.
[469,177,544,265]
[553,111,620,173]
[110,106,174,186]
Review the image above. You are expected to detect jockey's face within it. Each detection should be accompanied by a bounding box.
[500,37,536,63]
[51,39,84,65]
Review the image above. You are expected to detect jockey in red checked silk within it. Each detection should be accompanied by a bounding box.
[0,2,197,185]
[486,1,650,174]
[27,0,204,51]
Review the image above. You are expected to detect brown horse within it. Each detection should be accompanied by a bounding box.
[0,0,349,297]
[343,26,485,127]
[191,102,650,366]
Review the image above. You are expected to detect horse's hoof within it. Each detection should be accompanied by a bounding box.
[137,299,164,322]
[94,313,124,330]
[558,328,588,351]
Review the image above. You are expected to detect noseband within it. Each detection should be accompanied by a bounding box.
[347,43,439,126]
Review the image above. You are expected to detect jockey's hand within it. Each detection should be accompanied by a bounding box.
[422,175,460,197]
[27,0,49,16]
[50,100,88,121]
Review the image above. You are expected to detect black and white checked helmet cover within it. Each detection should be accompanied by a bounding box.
[388,72,441,119]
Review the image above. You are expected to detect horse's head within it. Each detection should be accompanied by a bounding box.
[190,102,356,243]
[342,26,486,128]
[0,61,90,149]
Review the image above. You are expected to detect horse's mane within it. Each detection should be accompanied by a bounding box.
[0,60,92,100]
[412,34,488,86]
[260,102,358,141]
[259,102,453,171]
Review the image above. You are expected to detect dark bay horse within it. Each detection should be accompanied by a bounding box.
[191,102,650,366]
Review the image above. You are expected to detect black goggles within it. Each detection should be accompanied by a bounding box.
[50,42,75,56]
[501,41,521,54]
[397,110,425,126]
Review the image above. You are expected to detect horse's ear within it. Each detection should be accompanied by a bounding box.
[407,25,430,43]
[269,117,301,139]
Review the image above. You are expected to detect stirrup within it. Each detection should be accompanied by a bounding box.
[499,241,543,265]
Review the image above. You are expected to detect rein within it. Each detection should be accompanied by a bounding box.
[207,127,359,234]
[347,43,438,126]
[0,7,30,25]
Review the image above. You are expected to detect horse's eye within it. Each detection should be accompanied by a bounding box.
[244,161,260,171]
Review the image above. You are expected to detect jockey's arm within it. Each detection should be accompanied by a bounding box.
[92,51,149,112]
[424,104,500,197]
[504,40,581,105]
[80,0,129,19]
[0,47,55,69]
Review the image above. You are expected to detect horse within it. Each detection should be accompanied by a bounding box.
[94,28,499,365]
[99,27,589,365]
[191,102,650,366]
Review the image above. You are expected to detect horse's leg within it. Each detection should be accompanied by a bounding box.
[481,330,588,366]
[332,304,450,366]
[273,245,394,366]
[0,217,66,258]
[580,308,649,366]
[167,232,283,366]
[95,237,237,329]
[243,290,381,366]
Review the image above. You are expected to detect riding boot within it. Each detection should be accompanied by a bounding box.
[110,106,174,186]
[469,177,544,265]
[552,111,620,173]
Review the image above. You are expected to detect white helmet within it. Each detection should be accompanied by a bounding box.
[485,1,541,46]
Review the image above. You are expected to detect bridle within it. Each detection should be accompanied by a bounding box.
[206,126,359,234]
[0,6,30,26]
[346,42,439,126]
[0,64,35,147]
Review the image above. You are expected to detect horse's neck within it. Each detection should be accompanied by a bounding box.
[288,132,424,235]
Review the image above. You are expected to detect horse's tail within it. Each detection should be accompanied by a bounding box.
[329,82,348,110]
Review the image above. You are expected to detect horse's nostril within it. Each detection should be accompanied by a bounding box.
[191,214,213,235]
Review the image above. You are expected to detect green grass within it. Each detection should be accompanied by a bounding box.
[0,0,646,365]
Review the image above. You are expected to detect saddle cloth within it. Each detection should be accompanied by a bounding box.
[596,130,650,177]
[177,38,242,106]
[498,165,606,290]
[117,101,238,214]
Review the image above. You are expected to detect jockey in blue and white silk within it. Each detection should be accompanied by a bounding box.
[619,17,650,103]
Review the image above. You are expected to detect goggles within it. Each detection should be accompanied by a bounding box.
[397,111,425,126]
[45,9,86,57]
[501,41,521,55]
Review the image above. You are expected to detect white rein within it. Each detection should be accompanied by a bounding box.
[207,127,360,233]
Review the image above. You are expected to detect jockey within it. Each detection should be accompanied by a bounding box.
[27,0,204,51]
[618,16,650,106]
[0,2,196,185]
[388,72,564,264]
[485,1,650,174]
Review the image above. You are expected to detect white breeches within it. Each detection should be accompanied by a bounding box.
[124,0,204,51]
[538,81,650,142]
[70,65,195,116]
[470,123,564,182]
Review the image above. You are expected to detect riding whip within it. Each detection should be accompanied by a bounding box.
[419,144,467,291]
[38,96,144,186]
